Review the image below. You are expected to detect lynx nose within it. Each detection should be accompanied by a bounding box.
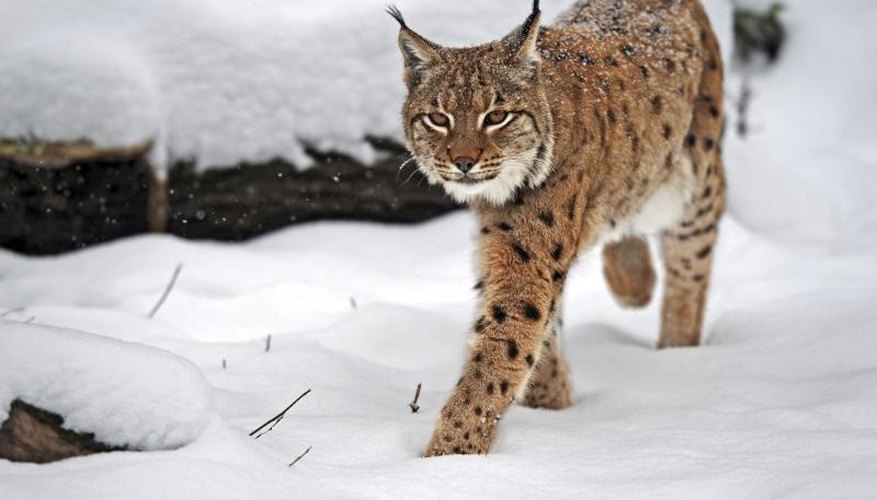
[453,157,477,174]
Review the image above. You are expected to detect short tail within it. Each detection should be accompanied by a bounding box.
[602,236,656,309]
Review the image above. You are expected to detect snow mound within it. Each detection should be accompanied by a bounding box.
[0,0,731,172]
[0,39,160,153]
[0,321,216,451]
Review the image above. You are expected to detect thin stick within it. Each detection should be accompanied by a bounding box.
[288,445,313,467]
[265,335,272,353]
[737,78,754,138]
[408,383,422,413]
[249,389,312,438]
[148,263,182,318]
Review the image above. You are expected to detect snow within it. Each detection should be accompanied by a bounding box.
[1,210,876,499]
[0,322,217,451]
[2,0,877,499]
[0,0,730,173]
[724,1,877,250]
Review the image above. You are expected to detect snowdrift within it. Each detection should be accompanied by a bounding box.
[0,0,731,172]
[0,322,216,451]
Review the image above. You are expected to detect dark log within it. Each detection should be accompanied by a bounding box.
[0,151,152,254]
[168,139,459,241]
[1,137,459,255]
[0,400,123,464]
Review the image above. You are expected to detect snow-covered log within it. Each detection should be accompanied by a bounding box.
[0,400,122,464]
[0,140,457,254]
[0,322,218,463]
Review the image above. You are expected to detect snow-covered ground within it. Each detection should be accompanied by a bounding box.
[1,212,876,499]
[2,0,877,498]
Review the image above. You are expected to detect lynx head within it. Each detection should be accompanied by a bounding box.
[389,1,554,205]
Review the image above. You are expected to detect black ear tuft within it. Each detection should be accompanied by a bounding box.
[497,0,543,75]
[521,1,541,39]
[386,5,407,28]
[390,8,442,90]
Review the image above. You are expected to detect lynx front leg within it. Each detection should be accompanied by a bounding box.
[424,277,555,456]
[424,219,571,456]
[522,304,572,410]
[658,166,724,348]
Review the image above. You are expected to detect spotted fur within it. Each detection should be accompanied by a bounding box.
[391,0,726,456]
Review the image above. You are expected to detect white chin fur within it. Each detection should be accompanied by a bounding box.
[443,174,522,205]
[440,153,541,206]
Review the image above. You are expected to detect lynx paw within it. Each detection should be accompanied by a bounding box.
[423,401,499,457]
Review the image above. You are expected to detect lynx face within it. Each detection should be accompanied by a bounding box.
[391,7,554,205]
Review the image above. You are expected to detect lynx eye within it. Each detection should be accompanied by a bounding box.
[484,110,512,128]
[425,113,450,129]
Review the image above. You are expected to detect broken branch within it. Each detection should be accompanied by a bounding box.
[288,445,313,467]
[249,389,311,439]
[408,383,422,413]
[148,263,182,318]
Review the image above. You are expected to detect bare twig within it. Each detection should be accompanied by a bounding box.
[349,297,358,310]
[250,389,312,439]
[222,359,227,370]
[265,335,272,353]
[288,445,313,467]
[736,77,754,138]
[148,263,182,318]
[408,383,422,413]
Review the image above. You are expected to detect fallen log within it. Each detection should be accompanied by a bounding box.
[0,137,459,254]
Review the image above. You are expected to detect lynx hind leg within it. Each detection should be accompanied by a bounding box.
[522,308,572,410]
[602,236,656,309]
[659,156,725,349]
[658,19,726,349]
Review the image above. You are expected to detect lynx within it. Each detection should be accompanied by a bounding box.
[390,0,726,456]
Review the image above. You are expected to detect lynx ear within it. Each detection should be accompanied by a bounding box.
[501,1,542,69]
[387,5,441,88]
